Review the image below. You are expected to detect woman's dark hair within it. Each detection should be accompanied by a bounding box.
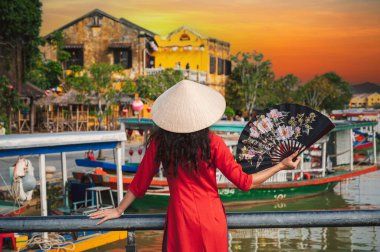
[148,127,211,176]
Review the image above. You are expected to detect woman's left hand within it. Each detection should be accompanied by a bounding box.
[88,208,122,225]
[280,152,301,170]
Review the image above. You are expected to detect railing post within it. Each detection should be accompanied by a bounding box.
[125,231,137,252]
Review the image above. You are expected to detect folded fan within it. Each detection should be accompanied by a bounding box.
[236,103,335,174]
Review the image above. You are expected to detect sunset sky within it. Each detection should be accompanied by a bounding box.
[41,0,380,84]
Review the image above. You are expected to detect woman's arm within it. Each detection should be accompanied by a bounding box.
[251,152,300,187]
[89,139,159,225]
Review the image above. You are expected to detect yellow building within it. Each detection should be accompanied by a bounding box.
[349,92,380,108]
[367,92,380,107]
[149,27,231,95]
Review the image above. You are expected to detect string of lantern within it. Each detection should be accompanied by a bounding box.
[149,43,206,52]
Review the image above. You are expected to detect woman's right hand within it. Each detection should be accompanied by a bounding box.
[88,207,123,225]
[280,152,301,170]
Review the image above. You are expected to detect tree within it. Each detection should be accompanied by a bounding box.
[228,51,275,115]
[0,76,23,133]
[320,72,352,111]
[68,63,132,129]
[259,74,300,107]
[136,68,183,100]
[296,76,336,110]
[0,0,42,90]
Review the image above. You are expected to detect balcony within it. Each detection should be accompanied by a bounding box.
[145,68,208,84]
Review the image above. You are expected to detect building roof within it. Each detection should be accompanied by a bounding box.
[161,26,230,47]
[44,9,155,39]
[20,82,45,98]
[166,26,206,40]
[351,93,370,100]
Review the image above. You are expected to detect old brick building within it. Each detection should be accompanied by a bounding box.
[41,9,156,78]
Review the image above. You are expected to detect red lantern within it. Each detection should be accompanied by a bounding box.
[138,148,143,155]
[132,100,144,112]
[129,149,134,156]
[7,85,14,90]
[147,106,152,113]
[127,129,133,137]
[122,109,128,116]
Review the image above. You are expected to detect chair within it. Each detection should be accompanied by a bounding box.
[0,233,16,250]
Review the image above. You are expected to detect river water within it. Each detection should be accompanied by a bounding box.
[88,169,380,252]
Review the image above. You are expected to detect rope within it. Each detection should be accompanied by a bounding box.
[0,172,22,209]
[22,233,75,251]
[328,148,351,158]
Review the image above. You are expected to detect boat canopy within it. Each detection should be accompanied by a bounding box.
[118,118,378,134]
[0,131,126,157]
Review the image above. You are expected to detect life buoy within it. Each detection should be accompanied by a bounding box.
[294,172,311,181]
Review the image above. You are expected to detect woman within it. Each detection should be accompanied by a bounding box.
[89,80,300,251]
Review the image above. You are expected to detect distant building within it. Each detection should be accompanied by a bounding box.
[349,92,380,108]
[40,9,156,78]
[149,27,231,95]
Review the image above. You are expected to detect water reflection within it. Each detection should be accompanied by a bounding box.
[225,191,350,213]
[88,171,380,252]
[229,226,380,251]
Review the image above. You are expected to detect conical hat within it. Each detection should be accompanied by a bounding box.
[152,80,226,133]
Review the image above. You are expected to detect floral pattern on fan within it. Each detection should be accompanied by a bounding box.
[238,109,316,169]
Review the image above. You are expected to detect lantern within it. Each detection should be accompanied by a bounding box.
[122,109,128,116]
[132,99,144,122]
[132,100,144,112]
[147,106,152,113]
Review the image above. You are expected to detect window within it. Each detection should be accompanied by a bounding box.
[225,60,231,75]
[209,56,216,74]
[146,54,155,68]
[114,48,132,69]
[217,58,224,75]
[180,33,191,41]
[90,15,102,27]
[64,48,84,69]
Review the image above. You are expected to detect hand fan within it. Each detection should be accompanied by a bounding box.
[236,103,335,174]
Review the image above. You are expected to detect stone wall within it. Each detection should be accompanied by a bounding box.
[42,15,147,77]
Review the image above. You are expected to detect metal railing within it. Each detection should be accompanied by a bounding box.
[2,210,380,251]
[1,210,380,233]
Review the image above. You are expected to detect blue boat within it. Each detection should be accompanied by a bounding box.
[75,159,139,172]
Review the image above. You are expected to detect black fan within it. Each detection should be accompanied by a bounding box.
[237,103,335,174]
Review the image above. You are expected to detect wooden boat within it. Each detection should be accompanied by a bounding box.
[68,119,379,210]
[0,200,27,217]
[130,165,378,209]
[16,231,127,252]
[0,131,128,252]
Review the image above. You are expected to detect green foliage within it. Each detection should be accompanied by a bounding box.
[227,51,275,113]
[320,72,352,111]
[69,63,127,124]
[0,76,23,110]
[0,76,23,133]
[136,68,183,100]
[224,106,235,118]
[27,59,63,90]
[296,74,351,112]
[296,76,337,110]
[0,0,42,72]
[47,31,71,63]
[260,74,300,107]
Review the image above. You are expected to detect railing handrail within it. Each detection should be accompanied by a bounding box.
[1,210,380,233]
